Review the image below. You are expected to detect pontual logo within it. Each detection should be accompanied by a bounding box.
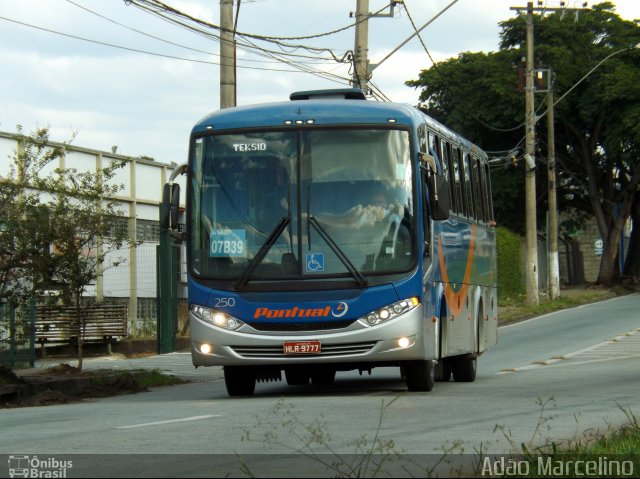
[332,302,348,318]
[253,303,349,319]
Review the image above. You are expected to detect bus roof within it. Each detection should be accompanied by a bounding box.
[192,99,421,133]
[192,95,485,157]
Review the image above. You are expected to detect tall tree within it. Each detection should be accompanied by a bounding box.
[407,2,640,285]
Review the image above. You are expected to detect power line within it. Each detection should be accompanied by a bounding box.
[64,0,338,66]
[128,0,391,42]
[0,14,327,73]
[128,0,349,61]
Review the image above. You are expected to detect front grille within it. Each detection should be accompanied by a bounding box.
[249,320,357,332]
[231,341,377,359]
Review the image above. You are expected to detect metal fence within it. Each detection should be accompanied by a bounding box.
[0,303,36,368]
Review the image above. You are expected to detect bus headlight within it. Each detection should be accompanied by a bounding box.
[190,304,244,331]
[357,297,419,327]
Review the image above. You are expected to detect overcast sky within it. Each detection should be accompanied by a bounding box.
[1,0,639,166]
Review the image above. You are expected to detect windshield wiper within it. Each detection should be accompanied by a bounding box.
[307,216,368,287]
[235,217,290,290]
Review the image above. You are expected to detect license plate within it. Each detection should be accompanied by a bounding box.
[283,341,321,355]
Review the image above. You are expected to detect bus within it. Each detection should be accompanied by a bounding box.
[163,88,498,396]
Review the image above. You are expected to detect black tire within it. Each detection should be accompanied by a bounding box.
[310,368,336,385]
[404,360,435,392]
[435,358,452,382]
[285,368,311,386]
[224,366,256,396]
[451,357,477,382]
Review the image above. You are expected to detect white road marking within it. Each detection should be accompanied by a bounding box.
[499,327,640,374]
[117,415,220,429]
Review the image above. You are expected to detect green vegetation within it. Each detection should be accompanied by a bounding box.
[514,406,640,477]
[132,368,187,388]
[496,227,525,301]
[498,287,619,324]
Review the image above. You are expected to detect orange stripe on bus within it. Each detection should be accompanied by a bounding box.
[437,224,476,317]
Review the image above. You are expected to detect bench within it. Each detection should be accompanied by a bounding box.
[35,303,128,356]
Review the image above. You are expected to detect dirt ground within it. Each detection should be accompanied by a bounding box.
[0,363,152,408]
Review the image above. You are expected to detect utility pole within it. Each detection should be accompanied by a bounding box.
[352,0,370,94]
[547,78,560,299]
[220,0,236,109]
[523,2,538,306]
[510,2,539,306]
[511,1,588,305]
[351,0,399,95]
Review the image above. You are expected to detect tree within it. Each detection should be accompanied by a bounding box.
[0,127,64,305]
[1,128,133,369]
[406,2,640,285]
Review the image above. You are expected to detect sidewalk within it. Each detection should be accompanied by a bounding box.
[16,351,223,382]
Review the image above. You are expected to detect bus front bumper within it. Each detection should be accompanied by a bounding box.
[190,305,436,368]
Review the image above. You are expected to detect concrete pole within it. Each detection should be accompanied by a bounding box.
[524,2,539,305]
[352,0,370,94]
[547,85,560,299]
[220,0,236,109]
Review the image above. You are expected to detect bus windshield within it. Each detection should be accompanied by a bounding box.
[189,128,415,285]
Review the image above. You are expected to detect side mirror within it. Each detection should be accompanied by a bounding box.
[430,176,450,221]
[161,183,180,230]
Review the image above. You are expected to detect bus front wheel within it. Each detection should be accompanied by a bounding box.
[403,360,435,392]
[224,366,256,396]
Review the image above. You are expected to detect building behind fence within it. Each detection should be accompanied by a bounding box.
[0,130,187,339]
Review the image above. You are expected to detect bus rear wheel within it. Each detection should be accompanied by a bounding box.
[224,366,256,396]
[403,360,435,392]
[451,357,477,382]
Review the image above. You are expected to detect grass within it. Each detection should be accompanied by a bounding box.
[133,368,187,388]
[498,286,622,324]
[510,406,640,477]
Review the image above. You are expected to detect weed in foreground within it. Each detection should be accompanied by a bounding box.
[237,397,476,478]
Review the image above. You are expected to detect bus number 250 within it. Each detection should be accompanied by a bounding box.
[215,297,236,308]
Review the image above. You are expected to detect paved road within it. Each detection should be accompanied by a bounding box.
[2,294,639,477]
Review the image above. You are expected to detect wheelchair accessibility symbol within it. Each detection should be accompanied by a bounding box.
[306,253,325,273]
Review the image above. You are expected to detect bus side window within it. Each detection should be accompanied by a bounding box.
[484,162,495,222]
[450,144,464,216]
[472,156,483,222]
[443,141,457,214]
[479,161,490,222]
[418,124,428,154]
[463,152,475,220]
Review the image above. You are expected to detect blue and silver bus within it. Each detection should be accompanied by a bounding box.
[165,88,497,396]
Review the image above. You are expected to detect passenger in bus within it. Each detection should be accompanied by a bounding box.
[316,190,391,228]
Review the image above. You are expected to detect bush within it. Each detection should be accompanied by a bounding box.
[496,227,525,301]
